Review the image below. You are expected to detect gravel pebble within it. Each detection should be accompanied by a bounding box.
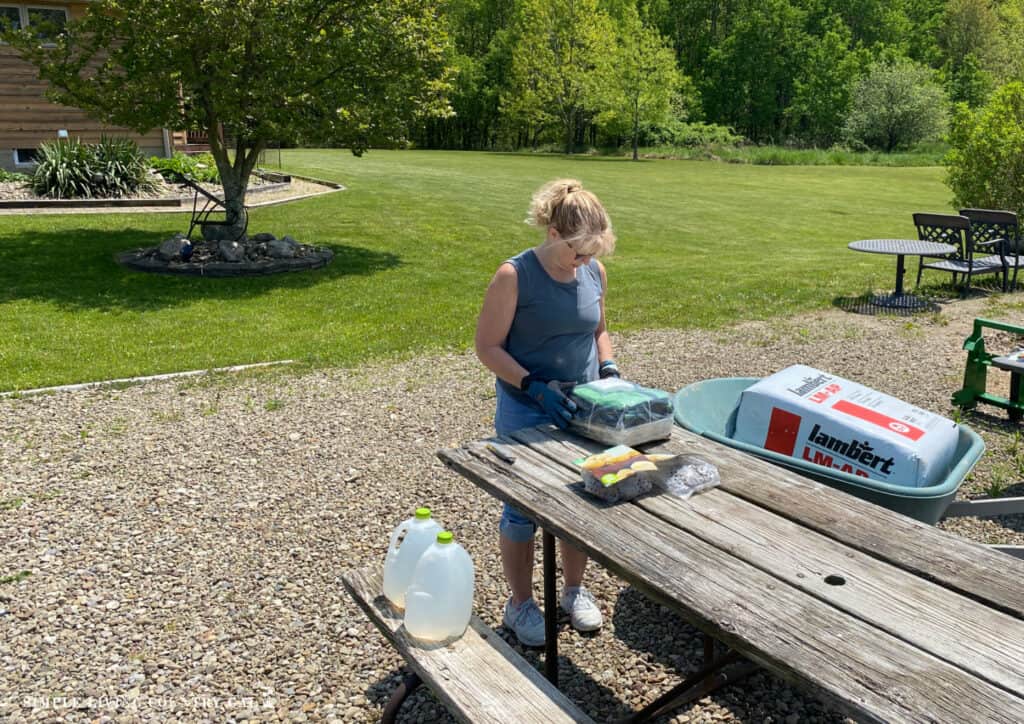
[0,295,1021,722]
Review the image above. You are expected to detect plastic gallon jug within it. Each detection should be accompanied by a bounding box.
[383,508,444,610]
[403,531,475,643]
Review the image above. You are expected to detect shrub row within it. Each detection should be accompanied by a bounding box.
[149,151,220,184]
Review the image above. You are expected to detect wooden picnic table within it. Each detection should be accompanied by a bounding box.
[438,424,1024,723]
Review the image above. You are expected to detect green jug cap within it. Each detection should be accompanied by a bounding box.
[415,507,431,520]
[437,531,453,544]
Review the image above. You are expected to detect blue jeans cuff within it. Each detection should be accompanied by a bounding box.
[499,503,537,542]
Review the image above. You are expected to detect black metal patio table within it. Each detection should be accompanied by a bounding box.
[848,238,955,308]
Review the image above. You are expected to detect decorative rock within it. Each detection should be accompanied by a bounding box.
[157,233,189,261]
[117,239,333,276]
[267,239,297,259]
[251,232,276,242]
[218,240,245,262]
[202,223,245,242]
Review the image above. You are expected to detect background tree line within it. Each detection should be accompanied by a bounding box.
[411,0,1024,154]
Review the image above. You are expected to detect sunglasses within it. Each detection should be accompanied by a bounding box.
[565,240,593,262]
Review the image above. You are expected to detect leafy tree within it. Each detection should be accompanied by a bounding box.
[903,0,947,65]
[843,58,948,151]
[503,0,615,153]
[5,0,451,237]
[824,0,913,50]
[786,14,868,146]
[945,82,1024,217]
[937,0,1000,106]
[938,0,1001,68]
[417,0,513,149]
[943,52,994,107]
[701,0,808,142]
[642,0,740,77]
[993,0,1024,86]
[593,6,685,159]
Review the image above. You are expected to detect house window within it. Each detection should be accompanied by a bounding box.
[0,6,67,43]
[0,7,21,32]
[13,148,38,166]
[26,6,66,41]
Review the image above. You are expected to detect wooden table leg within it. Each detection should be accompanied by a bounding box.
[543,528,558,686]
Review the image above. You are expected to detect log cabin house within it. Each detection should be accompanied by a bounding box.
[0,0,201,172]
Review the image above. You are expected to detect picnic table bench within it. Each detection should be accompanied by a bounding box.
[342,567,592,723]
[435,424,1024,723]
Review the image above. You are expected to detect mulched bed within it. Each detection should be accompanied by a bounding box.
[0,295,1020,722]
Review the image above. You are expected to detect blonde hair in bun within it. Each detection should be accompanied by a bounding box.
[527,178,615,257]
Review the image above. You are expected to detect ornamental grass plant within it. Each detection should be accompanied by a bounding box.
[30,136,156,199]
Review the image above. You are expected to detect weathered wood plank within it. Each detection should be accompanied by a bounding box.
[439,439,1024,723]
[639,491,1024,695]
[659,426,1024,618]
[504,426,1024,694]
[517,424,1024,618]
[342,566,593,724]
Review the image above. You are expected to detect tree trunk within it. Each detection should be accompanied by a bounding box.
[632,102,640,161]
[204,130,263,241]
[565,109,575,155]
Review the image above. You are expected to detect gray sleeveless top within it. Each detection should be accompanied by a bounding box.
[497,249,603,403]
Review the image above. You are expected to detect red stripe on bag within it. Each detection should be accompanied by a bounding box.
[764,407,801,455]
[832,399,924,441]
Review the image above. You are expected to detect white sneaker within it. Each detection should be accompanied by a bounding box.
[560,586,603,632]
[503,597,546,647]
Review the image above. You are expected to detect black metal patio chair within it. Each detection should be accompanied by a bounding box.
[913,212,1006,294]
[959,208,1021,291]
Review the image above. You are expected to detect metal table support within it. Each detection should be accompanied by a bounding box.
[381,671,422,724]
[615,646,759,723]
[848,239,955,309]
[543,529,558,686]
[541,528,756,720]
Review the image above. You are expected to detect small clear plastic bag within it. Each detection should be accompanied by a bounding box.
[659,455,720,500]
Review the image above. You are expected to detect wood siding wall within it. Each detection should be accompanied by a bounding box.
[0,2,168,170]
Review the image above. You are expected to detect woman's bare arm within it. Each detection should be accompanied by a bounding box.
[475,263,529,388]
[594,260,614,364]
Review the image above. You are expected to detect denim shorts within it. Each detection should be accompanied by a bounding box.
[495,384,549,542]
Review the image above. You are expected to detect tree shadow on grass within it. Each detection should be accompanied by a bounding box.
[0,226,400,312]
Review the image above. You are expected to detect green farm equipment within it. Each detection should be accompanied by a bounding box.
[953,318,1024,422]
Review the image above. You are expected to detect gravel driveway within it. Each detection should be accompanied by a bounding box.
[2,296,1022,723]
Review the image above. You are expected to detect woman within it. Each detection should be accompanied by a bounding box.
[474,178,619,646]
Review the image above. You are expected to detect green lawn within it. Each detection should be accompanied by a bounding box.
[0,150,954,391]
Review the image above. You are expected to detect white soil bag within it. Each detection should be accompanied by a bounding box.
[733,365,958,488]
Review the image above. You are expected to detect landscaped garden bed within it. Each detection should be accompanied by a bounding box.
[0,143,337,211]
[0,168,285,209]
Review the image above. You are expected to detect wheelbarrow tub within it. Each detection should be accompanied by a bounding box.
[674,377,985,524]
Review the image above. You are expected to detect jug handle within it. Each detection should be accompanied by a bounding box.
[386,520,411,562]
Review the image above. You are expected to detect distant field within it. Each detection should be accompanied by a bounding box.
[0,150,955,390]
